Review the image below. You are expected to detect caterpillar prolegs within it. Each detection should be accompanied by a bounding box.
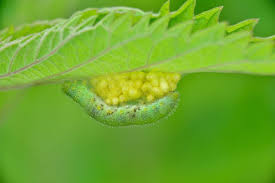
[63,71,181,127]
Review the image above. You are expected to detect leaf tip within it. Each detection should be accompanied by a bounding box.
[226,18,259,35]
[217,6,224,13]
[160,0,170,16]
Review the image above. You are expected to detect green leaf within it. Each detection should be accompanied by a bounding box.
[0,20,62,42]
[226,19,259,34]
[251,35,275,43]
[192,6,223,33]
[169,0,195,27]
[0,0,274,90]
[159,0,170,17]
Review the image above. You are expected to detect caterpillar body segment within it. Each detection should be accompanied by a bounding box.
[63,80,179,127]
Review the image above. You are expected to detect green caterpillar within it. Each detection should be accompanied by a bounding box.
[63,80,179,127]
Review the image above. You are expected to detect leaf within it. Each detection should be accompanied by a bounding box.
[0,0,274,90]
[192,6,223,33]
[169,0,195,27]
[159,0,170,17]
[226,19,259,35]
[0,19,63,42]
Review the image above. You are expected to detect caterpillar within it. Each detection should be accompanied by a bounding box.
[63,71,181,127]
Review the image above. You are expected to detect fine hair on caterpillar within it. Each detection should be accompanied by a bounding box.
[63,71,181,127]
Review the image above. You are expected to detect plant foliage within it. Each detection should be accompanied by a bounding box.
[0,0,274,90]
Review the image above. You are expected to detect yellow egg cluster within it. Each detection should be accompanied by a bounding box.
[90,71,181,106]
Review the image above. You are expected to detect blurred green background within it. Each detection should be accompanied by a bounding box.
[0,0,274,183]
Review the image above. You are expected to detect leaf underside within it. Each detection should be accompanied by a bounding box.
[0,0,274,90]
